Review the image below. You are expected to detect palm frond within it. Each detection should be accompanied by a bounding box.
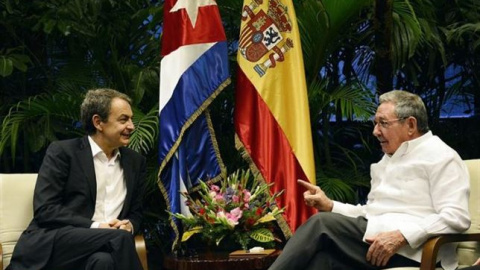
[330,85,376,121]
[317,175,356,203]
[0,90,84,161]
[445,23,480,50]
[129,105,159,155]
[297,0,370,82]
[391,0,423,70]
[309,79,376,122]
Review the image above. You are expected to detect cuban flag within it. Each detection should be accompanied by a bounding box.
[158,0,230,248]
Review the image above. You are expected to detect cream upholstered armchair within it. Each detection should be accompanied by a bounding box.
[0,174,148,270]
[385,159,480,270]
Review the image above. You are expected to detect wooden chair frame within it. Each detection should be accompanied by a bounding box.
[135,234,149,270]
[418,233,480,270]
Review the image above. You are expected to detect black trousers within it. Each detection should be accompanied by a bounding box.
[45,227,142,270]
[269,212,421,270]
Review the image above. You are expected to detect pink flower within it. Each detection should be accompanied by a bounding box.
[217,210,236,227]
[215,194,225,202]
[232,195,240,203]
[243,190,251,203]
[226,207,243,225]
[210,185,220,192]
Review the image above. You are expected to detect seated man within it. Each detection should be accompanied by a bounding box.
[269,90,470,270]
[7,89,146,270]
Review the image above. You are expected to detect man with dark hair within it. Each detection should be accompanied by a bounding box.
[7,89,146,270]
[269,90,470,270]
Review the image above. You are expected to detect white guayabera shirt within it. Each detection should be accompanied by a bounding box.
[333,131,470,270]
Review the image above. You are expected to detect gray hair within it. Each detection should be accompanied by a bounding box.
[80,88,132,135]
[379,90,429,134]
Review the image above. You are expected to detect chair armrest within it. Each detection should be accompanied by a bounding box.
[1,241,3,270]
[420,233,480,270]
[135,234,148,270]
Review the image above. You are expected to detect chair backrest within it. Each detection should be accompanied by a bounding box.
[0,174,37,269]
[457,159,480,266]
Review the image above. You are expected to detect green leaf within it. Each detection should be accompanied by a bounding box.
[43,19,56,34]
[254,213,276,225]
[249,228,274,243]
[0,57,14,77]
[181,226,203,242]
[216,235,226,246]
[10,54,31,72]
[5,0,14,13]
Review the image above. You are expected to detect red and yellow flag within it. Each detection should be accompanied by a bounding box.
[234,0,316,236]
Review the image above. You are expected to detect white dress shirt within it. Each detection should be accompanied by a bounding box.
[332,131,470,270]
[88,137,127,228]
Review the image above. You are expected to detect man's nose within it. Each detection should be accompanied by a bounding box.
[128,119,135,130]
[372,124,380,137]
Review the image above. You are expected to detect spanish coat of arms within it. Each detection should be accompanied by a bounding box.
[239,0,294,77]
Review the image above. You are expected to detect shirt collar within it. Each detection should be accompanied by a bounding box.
[391,131,432,158]
[88,136,121,160]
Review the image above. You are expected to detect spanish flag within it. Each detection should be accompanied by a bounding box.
[234,0,316,236]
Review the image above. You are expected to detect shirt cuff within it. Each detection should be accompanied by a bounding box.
[399,223,428,249]
[332,201,350,215]
[91,221,100,229]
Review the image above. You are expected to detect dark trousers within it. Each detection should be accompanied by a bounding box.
[269,212,421,270]
[45,227,142,270]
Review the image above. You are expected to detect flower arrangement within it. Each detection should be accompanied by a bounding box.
[170,169,285,250]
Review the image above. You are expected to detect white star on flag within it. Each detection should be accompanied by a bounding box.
[170,0,218,28]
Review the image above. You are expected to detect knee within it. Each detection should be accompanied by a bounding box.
[309,212,336,227]
[86,252,114,269]
[114,229,135,243]
[109,229,136,249]
[303,212,344,234]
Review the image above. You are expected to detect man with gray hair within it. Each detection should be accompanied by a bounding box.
[269,90,470,270]
[7,89,146,270]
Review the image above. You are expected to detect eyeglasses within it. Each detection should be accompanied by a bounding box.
[372,118,406,129]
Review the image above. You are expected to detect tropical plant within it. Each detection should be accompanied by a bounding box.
[0,89,84,163]
[0,0,162,171]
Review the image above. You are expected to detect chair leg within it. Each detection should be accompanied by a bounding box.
[135,234,148,270]
[0,242,4,270]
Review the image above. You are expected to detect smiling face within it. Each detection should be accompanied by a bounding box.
[93,97,135,155]
[372,102,414,155]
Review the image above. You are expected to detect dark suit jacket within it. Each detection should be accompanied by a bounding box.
[8,136,146,270]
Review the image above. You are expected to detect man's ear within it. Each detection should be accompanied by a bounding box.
[92,114,103,132]
[407,116,418,136]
